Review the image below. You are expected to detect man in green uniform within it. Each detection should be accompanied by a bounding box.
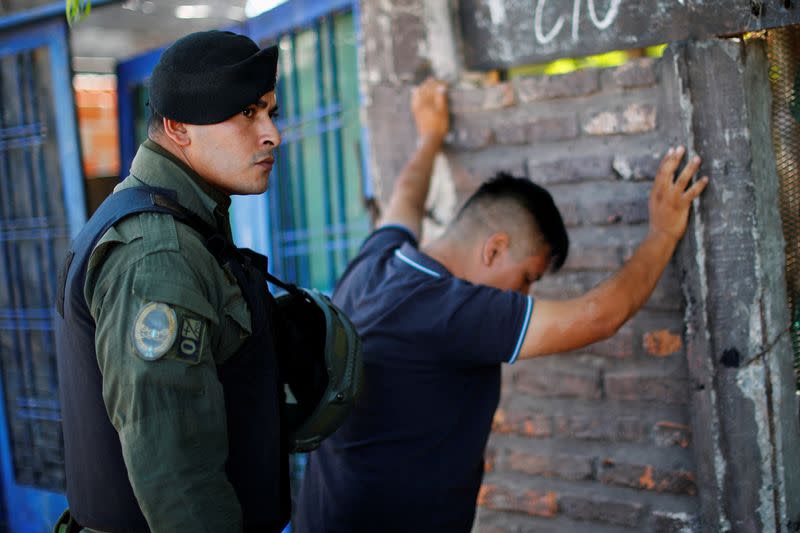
[55,30,289,532]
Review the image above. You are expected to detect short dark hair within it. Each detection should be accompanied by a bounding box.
[147,105,164,137]
[456,172,569,271]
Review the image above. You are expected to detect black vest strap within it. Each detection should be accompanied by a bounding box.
[56,187,184,318]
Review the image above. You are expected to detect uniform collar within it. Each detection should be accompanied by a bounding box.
[394,242,451,279]
[126,140,232,236]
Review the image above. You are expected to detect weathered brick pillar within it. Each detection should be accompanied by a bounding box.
[668,37,800,531]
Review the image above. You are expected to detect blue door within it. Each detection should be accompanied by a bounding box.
[0,17,85,533]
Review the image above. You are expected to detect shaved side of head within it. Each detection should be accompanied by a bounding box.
[445,173,569,271]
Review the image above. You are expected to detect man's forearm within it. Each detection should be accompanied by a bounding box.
[382,135,443,234]
[590,230,678,333]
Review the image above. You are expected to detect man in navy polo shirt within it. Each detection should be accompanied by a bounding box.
[295,78,708,532]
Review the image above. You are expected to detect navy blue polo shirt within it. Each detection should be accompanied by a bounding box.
[295,226,533,532]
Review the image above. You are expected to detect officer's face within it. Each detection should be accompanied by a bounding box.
[184,90,281,195]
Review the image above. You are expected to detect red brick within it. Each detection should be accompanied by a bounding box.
[450,83,515,112]
[534,271,609,299]
[602,58,658,89]
[493,122,527,145]
[553,413,647,443]
[653,421,692,448]
[484,446,497,473]
[612,151,662,180]
[507,450,594,481]
[547,182,651,228]
[643,329,683,357]
[561,244,629,271]
[556,225,646,273]
[584,321,635,358]
[519,490,559,518]
[492,407,553,438]
[494,115,579,145]
[535,271,681,310]
[514,365,602,400]
[559,494,644,527]
[451,155,527,192]
[526,154,614,185]
[514,69,601,102]
[604,372,690,404]
[599,460,697,495]
[527,115,580,143]
[583,103,657,135]
[451,120,493,149]
[478,484,558,517]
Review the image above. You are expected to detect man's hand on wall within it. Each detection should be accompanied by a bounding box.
[412,78,449,145]
[648,146,709,242]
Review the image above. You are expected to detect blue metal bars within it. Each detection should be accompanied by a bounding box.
[266,10,370,293]
[0,39,67,493]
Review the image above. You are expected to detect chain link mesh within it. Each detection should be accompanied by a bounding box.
[767,25,800,390]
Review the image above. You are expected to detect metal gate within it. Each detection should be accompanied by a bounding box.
[0,16,85,533]
[768,25,800,391]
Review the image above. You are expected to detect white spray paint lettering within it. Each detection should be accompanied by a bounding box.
[534,0,623,45]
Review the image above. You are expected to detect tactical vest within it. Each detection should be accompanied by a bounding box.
[54,187,290,532]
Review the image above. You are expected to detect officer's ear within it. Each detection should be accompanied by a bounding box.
[481,232,510,267]
[162,118,191,147]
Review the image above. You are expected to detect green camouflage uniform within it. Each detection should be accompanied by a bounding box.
[82,140,252,532]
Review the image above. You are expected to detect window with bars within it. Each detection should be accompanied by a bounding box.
[0,45,69,491]
[264,10,370,292]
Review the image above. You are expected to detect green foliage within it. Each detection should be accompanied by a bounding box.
[65,0,91,26]
[507,44,668,78]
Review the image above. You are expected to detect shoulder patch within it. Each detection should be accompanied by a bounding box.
[176,316,205,363]
[132,302,178,361]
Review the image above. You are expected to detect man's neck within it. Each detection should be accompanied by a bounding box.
[144,137,231,206]
[421,236,469,279]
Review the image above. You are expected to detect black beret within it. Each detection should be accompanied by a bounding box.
[149,30,278,125]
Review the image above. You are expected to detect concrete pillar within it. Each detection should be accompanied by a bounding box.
[670,36,800,532]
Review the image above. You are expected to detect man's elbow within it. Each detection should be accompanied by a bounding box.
[585,298,628,343]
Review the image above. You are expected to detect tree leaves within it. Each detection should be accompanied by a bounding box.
[65,0,91,26]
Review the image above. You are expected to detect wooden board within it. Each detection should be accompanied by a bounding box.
[459,0,800,69]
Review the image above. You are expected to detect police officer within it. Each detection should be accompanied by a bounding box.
[55,30,288,532]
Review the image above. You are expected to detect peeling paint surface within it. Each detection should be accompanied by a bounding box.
[736,361,777,532]
[672,49,733,532]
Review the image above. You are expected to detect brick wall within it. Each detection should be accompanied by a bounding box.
[361,2,702,530]
[458,58,700,533]
[74,74,120,179]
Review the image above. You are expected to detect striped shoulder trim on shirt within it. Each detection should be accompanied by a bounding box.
[394,249,441,278]
[508,295,534,364]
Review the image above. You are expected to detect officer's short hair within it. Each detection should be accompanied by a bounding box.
[147,107,164,137]
[455,173,569,271]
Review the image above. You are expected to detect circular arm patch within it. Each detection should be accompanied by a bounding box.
[132,302,178,361]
